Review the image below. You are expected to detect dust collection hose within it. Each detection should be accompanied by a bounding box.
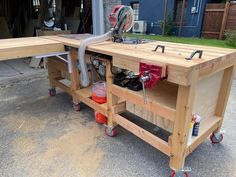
[78,30,113,87]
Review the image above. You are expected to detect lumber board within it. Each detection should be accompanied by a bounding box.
[113,114,171,156]
[42,35,236,86]
[0,37,64,61]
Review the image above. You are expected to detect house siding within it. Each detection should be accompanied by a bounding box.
[122,0,213,37]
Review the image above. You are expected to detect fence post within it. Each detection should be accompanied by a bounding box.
[219,1,231,40]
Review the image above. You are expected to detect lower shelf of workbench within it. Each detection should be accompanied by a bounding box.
[74,86,108,117]
[186,115,222,156]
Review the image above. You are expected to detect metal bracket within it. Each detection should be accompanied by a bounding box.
[214,130,225,139]
[186,50,203,60]
[173,167,192,177]
[36,51,72,73]
[152,45,165,53]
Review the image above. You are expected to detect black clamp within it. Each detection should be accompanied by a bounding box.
[186,50,203,60]
[153,45,165,53]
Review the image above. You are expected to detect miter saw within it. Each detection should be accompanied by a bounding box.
[109,5,134,42]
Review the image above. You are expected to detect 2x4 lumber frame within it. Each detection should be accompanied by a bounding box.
[215,64,236,131]
[106,60,119,128]
[170,69,199,171]
[113,114,171,156]
[70,48,80,104]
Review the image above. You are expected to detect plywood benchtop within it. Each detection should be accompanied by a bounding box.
[43,35,236,85]
[0,37,65,61]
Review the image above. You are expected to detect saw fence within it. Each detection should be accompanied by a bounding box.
[0,35,235,176]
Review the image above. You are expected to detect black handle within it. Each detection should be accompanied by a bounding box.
[186,50,203,60]
[153,45,165,53]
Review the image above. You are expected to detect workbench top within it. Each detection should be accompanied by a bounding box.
[0,35,235,85]
[0,37,64,61]
[42,35,236,70]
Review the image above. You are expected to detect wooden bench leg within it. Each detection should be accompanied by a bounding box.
[70,49,80,107]
[170,70,198,171]
[215,64,236,132]
[47,57,61,89]
[106,60,118,130]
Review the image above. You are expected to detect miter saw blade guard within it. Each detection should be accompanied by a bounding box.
[109,5,134,41]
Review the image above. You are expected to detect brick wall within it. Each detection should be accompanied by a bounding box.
[103,0,121,32]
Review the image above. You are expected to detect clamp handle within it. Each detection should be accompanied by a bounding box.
[153,45,165,53]
[186,50,203,60]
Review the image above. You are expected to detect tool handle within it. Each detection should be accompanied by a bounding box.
[152,45,165,53]
[186,50,203,60]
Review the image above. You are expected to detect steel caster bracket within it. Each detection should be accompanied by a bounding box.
[73,102,81,112]
[104,126,117,137]
[210,130,225,144]
[49,88,56,97]
[171,167,191,177]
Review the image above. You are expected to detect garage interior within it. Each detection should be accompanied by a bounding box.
[0,0,92,38]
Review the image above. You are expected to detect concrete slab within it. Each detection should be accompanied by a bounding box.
[0,59,45,84]
[0,75,235,177]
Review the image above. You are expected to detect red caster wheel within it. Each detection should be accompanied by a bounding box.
[73,103,81,112]
[105,127,117,137]
[210,132,223,144]
[49,88,56,97]
[171,170,188,177]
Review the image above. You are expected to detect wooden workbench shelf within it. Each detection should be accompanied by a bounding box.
[113,113,171,156]
[111,81,178,122]
[75,86,108,117]
[52,78,72,94]
[186,116,222,156]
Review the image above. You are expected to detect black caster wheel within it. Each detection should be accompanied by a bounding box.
[73,103,81,112]
[49,88,56,97]
[210,132,223,144]
[171,170,188,177]
[105,127,117,137]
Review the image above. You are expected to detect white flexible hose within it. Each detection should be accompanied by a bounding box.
[78,30,113,87]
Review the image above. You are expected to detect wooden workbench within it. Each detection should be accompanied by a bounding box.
[0,35,235,176]
[0,37,64,61]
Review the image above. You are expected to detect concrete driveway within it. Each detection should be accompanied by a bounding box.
[0,74,235,177]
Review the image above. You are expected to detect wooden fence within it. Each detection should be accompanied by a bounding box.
[201,2,236,39]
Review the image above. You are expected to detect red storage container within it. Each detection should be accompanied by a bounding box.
[92,81,107,124]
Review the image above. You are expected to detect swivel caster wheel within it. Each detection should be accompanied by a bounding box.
[73,103,81,112]
[171,170,188,177]
[210,132,223,144]
[105,127,117,137]
[49,88,56,97]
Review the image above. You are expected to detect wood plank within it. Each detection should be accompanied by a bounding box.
[113,114,171,156]
[0,37,64,61]
[186,116,222,156]
[170,69,199,171]
[215,64,236,131]
[75,89,108,117]
[205,9,225,12]
[52,79,72,94]
[111,83,177,122]
[198,54,236,80]
[219,1,230,39]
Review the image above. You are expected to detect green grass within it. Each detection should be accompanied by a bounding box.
[125,34,236,49]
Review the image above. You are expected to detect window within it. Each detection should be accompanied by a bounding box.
[131,2,139,21]
[174,0,187,24]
